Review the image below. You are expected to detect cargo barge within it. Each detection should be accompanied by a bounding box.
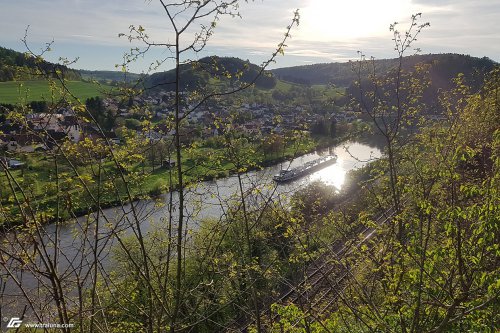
[273,154,338,182]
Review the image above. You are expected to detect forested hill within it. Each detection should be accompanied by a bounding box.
[272,53,497,88]
[0,46,81,82]
[145,56,276,91]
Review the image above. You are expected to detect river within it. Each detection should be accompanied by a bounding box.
[0,141,381,319]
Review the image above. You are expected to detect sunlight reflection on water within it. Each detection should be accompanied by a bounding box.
[308,160,347,190]
[284,141,381,191]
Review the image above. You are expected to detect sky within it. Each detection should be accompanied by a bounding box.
[0,0,499,73]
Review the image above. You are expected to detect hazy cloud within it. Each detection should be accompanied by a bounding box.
[411,0,454,5]
[0,0,498,71]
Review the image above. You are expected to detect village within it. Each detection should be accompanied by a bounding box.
[0,89,366,167]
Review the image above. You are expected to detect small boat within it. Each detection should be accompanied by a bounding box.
[273,154,337,182]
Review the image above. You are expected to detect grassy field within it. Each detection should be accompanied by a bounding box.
[0,80,112,104]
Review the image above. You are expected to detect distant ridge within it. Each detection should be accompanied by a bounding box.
[78,70,144,83]
[272,53,497,88]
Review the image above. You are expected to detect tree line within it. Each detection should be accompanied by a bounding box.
[0,46,81,82]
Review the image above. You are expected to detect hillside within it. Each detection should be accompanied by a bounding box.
[145,56,276,91]
[0,80,111,104]
[0,46,81,82]
[272,53,496,88]
[0,46,115,104]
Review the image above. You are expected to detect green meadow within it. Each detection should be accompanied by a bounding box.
[0,80,112,104]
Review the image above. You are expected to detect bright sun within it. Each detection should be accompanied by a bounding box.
[300,0,412,41]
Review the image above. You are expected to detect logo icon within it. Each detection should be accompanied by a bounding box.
[6,317,23,328]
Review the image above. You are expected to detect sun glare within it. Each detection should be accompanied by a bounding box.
[300,0,412,41]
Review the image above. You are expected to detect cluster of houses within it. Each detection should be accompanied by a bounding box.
[0,110,82,153]
[1,90,365,162]
[130,91,329,139]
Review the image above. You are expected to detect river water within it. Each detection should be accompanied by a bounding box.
[0,141,381,319]
[128,141,380,226]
